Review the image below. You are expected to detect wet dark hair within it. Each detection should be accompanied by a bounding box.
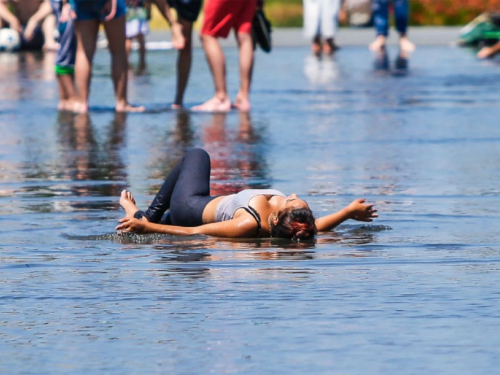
[270,207,317,240]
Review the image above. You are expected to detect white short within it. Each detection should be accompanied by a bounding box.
[126,19,149,39]
[303,0,341,39]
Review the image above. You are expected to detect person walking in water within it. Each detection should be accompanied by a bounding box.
[116,148,378,239]
[369,0,415,53]
[303,0,342,55]
[192,0,258,112]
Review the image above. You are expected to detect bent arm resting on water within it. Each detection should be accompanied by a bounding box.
[116,215,259,238]
[315,199,378,232]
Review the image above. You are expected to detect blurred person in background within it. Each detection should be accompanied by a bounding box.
[25,0,77,110]
[0,0,58,50]
[125,0,184,74]
[369,0,415,53]
[303,0,342,56]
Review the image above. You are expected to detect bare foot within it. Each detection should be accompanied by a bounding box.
[136,65,148,76]
[312,42,321,56]
[119,190,139,218]
[72,101,89,114]
[171,103,183,109]
[171,22,185,50]
[399,36,415,53]
[232,96,251,112]
[322,38,339,55]
[369,35,386,52]
[311,35,322,56]
[115,102,145,112]
[192,96,231,112]
[58,99,75,111]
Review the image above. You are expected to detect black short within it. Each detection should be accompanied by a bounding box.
[168,0,203,22]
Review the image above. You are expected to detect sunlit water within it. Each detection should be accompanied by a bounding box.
[1,42,500,374]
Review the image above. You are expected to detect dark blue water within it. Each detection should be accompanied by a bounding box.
[1,42,500,374]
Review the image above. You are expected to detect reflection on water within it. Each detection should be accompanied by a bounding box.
[1,45,500,374]
[203,112,269,195]
[373,48,409,76]
[304,54,340,84]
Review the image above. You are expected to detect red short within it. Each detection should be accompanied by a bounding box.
[201,0,257,38]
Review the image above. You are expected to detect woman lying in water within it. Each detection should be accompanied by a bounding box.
[117,148,378,240]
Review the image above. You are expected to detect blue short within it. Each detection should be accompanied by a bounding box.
[70,0,126,21]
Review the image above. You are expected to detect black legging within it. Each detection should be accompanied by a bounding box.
[134,148,216,226]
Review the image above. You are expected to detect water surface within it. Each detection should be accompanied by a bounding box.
[1,43,500,374]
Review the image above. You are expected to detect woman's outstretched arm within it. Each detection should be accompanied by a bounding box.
[315,199,378,232]
[116,215,259,238]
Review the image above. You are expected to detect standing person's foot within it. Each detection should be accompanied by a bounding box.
[323,38,339,55]
[115,101,145,112]
[311,35,321,56]
[312,42,321,56]
[192,96,231,112]
[120,190,139,218]
[369,35,387,51]
[58,99,75,111]
[137,64,148,75]
[171,103,183,109]
[399,36,415,53]
[232,94,251,112]
[72,101,89,114]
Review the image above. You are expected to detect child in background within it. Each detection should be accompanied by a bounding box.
[52,0,77,110]
[23,0,77,110]
[125,0,185,73]
[125,0,148,73]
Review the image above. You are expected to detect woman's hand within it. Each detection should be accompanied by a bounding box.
[116,217,149,233]
[346,199,378,222]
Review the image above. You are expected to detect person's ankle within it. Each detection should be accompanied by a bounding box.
[215,93,228,102]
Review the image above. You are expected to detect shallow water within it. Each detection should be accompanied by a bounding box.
[1,44,500,374]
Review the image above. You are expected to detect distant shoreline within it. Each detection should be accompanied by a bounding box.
[143,27,463,49]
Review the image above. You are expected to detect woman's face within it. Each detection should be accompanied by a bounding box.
[279,194,309,211]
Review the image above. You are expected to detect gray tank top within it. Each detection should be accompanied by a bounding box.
[215,189,286,223]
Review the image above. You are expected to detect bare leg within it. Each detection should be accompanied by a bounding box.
[103,16,145,112]
[232,32,253,112]
[322,37,338,55]
[172,18,193,109]
[192,34,230,112]
[137,33,147,73]
[73,19,100,113]
[125,37,132,70]
[42,13,59,51]
[57,74,76,111]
